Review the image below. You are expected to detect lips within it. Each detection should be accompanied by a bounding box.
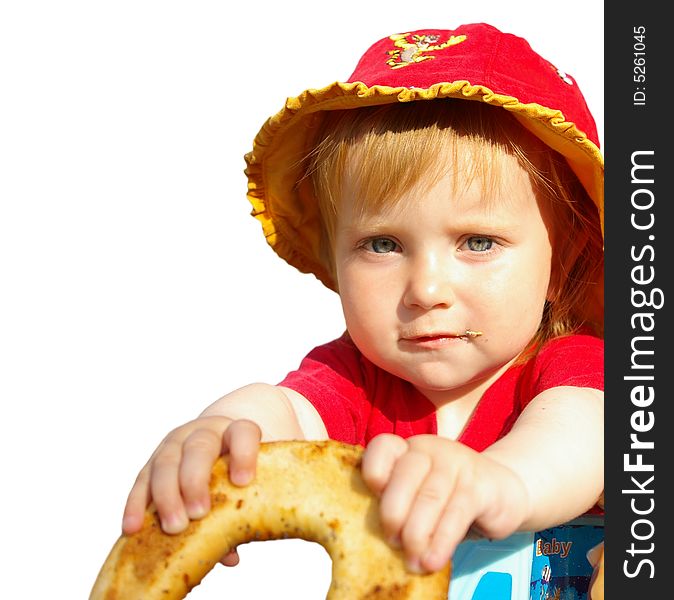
[405,334,458,342]
[399,333,465,348]
[401,331,461,341]
[399,329,481,348]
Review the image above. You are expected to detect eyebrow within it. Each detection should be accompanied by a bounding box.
[445,219,519,234]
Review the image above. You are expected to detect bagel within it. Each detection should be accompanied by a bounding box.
[90,440,451,599]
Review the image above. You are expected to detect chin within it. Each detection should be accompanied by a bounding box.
[402,369,476,392]
[408,361,501,393]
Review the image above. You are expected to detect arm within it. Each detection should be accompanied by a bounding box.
[122,383,327,536]
[483,385,604,529]
[200,384,328,441]
[361,385,603,573]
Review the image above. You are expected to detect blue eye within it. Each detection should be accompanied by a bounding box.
[466,236,493,252]
[368,238,398,253]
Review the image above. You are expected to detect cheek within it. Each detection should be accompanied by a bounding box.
[477,256,551,324]
[337,266,399,335]
[337,267,370,320]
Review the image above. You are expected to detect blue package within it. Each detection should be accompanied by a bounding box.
[530,516,604,600]
[448,515,603,600]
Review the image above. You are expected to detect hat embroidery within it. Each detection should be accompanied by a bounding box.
[385,32,467,69]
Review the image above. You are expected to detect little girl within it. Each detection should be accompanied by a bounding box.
[122,22,604,587]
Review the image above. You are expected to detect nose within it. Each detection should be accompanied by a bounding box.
[402,251,455,310]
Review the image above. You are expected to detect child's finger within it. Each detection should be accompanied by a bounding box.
[223,419,262,486]
[361,433,408,495]
[220,549,240,567]
[149,439,190,534]
[399,468,458,571]
[122,466,151,534]
[377,449,432,547]
[421,495,475,573]
[179,426,224,519]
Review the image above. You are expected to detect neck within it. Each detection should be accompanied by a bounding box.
[416,359,516,440]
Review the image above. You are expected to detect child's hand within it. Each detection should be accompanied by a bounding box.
[361,433,530,574]
[122,417,262,539]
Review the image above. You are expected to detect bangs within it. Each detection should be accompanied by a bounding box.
[308,99,550,229]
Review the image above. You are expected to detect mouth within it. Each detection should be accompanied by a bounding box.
[400,330,482,346]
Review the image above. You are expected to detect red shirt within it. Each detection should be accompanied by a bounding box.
[279,333,604,451]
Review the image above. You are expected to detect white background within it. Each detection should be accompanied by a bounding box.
[1,2,602,598]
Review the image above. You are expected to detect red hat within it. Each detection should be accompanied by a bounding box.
[245,23,603,292]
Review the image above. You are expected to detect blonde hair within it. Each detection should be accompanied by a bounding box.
[306,99,603,350]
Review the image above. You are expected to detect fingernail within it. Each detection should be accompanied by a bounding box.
[122,514,137,533]
[186,501,208,519]
[422,550,447,572]
[405,557,423,574]
[161,512,188,534]
[230,468,252,486]
[388,535,402,549]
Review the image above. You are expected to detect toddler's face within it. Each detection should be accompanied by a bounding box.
[333,151,554,407]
